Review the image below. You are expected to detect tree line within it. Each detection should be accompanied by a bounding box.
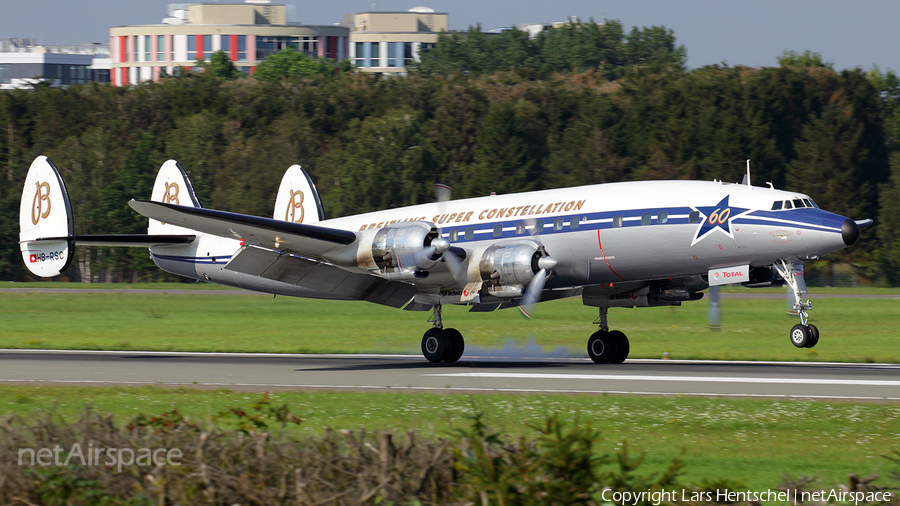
[1,21,899,284]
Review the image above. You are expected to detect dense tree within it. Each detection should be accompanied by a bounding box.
[254,48,347,81]
[0,52,898,284]
[414,20,685,80]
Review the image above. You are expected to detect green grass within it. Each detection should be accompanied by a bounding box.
[1,385,897,491]
[0,287,898,362]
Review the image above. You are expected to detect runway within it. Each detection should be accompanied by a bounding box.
[1,350,899,401]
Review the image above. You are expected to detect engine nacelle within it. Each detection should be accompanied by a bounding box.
[370,222,441,276]
[479,241,545,297]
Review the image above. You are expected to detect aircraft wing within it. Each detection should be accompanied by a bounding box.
[128,199,356,258]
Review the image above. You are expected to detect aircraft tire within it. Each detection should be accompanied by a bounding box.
[443,328,465,363]
[422,328,450,363]
[805,324,819,348]
[789,324,810,348]
[587,331,617,364]
[608,330,630,364]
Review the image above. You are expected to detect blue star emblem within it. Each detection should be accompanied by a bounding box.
[691,196,750,246]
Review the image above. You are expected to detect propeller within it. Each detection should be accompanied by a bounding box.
[519,255,557,319]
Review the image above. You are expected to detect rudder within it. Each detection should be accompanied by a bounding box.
[273,165,324,224]
[19,156,75,277]
[148,160,201,235]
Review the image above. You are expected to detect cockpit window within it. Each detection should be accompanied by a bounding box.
[771,201,783,211]
[783,200,793,210]
[803,198,815,209]
[793,199,804,208]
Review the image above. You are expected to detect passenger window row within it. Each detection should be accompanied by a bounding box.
[447,211,682,241]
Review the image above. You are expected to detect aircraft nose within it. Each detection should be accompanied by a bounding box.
[841,219,860,246]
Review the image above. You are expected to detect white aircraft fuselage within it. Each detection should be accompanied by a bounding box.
[19,155,865,363]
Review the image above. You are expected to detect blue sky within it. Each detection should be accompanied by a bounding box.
[2,0,898,72]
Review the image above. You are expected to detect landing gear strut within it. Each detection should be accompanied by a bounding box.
[421,304,465,363]
[775,260,819,349]
[587,308,629,364]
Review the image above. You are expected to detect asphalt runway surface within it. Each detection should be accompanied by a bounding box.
[1,350,898,401]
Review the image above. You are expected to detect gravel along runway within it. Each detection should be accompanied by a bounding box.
[0,350,898,401]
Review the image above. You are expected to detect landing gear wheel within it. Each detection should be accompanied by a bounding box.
[422,328,450,363]
[790,324,810,349]
[608,330,630,364]
[805,324,819,348]
[443,328,465,363]
[587,331,618,364]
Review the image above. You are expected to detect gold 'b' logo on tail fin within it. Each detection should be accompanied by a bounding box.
[163,182,180,205]
[31,181,51,225]
[286,189,305,223]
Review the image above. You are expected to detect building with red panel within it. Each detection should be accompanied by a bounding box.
[109,1,348,86]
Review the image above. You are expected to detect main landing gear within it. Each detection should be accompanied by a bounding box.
[587,308,630,364]
[421,304,465,363]
[774,260,819,349]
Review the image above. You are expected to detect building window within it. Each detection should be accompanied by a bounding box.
[187,35,197,61]
[387,42,397,67]
[298,37,317,58]
[237,35,247,61]
[202,35,211,59]
[157,35,165,61]
[257,36,305,60]
[221,35,230,55]
[370,42,379,66]
[355,42,365,67]
[404,42,414,66]
[420,43,435,53]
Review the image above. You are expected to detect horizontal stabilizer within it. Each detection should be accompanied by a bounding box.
[129,200,356,259]
[74,234,196,247]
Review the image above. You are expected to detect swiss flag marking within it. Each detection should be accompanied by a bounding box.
[29,254,37,263]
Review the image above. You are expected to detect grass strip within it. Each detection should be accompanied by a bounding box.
[1,385,898,491]
[0,290,898,362]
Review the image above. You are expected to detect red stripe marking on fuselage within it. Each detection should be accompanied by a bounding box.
[598,229,623,279]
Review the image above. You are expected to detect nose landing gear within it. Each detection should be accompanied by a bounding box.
[775,260,819,349]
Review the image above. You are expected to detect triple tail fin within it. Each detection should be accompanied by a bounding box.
[148,160,201,235]
[273,165,325,224]
[19,156,75,277]
[19,156,198,278]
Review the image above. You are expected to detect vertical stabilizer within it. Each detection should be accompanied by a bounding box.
[148,160,201,235]
[19,156,75,277]
[273,165,324,224]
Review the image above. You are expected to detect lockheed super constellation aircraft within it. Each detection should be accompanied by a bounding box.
[20,156,869,363]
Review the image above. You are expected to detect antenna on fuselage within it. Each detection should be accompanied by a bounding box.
[741,159,752,188]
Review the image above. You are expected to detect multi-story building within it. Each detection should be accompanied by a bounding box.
[345,7,447,74]
[109,0,349,86]
[0,38,111,89]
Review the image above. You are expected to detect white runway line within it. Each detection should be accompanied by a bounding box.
[426,372,900,387]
